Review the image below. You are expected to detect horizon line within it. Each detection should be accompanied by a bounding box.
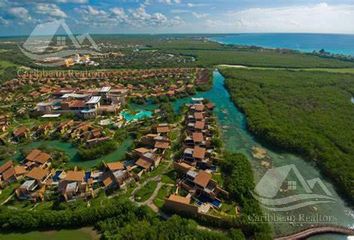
[1,32,354,38]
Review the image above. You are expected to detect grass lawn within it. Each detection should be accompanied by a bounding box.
[134,180,158,202]
[153,184,174,208]
[0,227,99,240]
[161,170,176,184]
[0,183,19,203]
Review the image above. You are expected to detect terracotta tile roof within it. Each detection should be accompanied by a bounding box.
[192,132,204,143]
[206,102,214,110]
[102,175,114,187]
[26,149,50,164]
[194,121,205,130]
[69,100,86,108]
[194,104,205,112]
[146,133,158,138]
[64,170,84,182]
[106,162,125,171]
[193,146,206,159]
[194,112,203,120]
[157,126,170,133]
[194,171,212,188]
[2,167,15,181]
[174,162,194,172]
[14,166,27,176]
[0,160,13,174]
[36,152,51,164]
[26,167,49,181]
[154,141,170,149]
[13,126,29,137]
[136,158,152,170]
[134,148,151,155]
[26,149,42,161]
[168,194,191,205]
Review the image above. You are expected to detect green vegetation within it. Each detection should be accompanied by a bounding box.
[152,39,354,68]
[0,228,99,240]
[98,214,240,240]
[220,152,272,239]
[0,60,17,82]
[134,180,158,202]
[222,68,354,203]
[153,185,173,208]
[78,140,117,161]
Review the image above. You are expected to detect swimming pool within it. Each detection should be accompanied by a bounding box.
[121,110,152,122]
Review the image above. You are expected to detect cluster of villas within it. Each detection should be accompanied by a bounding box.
[164,99,229,216]
[0,123,172,203]
[4,68,198,93]
[36,86,128,119]
[11,120,109,147]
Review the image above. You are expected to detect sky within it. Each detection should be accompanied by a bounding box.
[1,0,354,36]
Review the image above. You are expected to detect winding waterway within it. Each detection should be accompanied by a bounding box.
[172,70,353,239]
[2,70,352,238]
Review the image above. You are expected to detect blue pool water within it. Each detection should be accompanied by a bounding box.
[210,33,354,56]
[121,110,152,122]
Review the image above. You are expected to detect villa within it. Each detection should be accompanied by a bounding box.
[16,167,51,202]
[25,149,51,169]
[12,126,30,141]
[101,162,130,191]
[58,170,94,201]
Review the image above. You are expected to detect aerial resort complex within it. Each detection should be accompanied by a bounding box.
[0,2,353,238]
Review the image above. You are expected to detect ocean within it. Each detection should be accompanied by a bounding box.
[210,33,354,56]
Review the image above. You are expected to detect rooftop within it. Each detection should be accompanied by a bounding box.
[26,167,49,181]
[86,96,101,104]
[64,170,85,182]
[192,132,204,143]
[194,171,212,188]
[0,160,13,174]
[193,146,206,159]
[136,158,152,170]
[106,162,125,171]
[168,194,191,205]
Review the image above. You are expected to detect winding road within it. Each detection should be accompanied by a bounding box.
[275,225,354,240]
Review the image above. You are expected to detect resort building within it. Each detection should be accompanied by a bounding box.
[58,170,94,201]
[12,126,30,141]
[101,162,130,192]
[25,149,51,169]
[36,86,128,118]
[170,100,228,214]
[16,167,51,202]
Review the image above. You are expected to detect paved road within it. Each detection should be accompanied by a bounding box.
[275,225,354,240]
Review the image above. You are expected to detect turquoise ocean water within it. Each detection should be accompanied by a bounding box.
[210,33,354,56]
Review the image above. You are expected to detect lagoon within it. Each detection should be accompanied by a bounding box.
[171,70,353,239]
[12,138,133,169]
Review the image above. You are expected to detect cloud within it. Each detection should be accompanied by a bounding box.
[192,12,208,19]
[8,7,32,22]
[36,3,67,18]
[56,0,88,3]
[224,3,354,33]
[158,0,181,4]
[0,16,9,25]
[187,3,209,8]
